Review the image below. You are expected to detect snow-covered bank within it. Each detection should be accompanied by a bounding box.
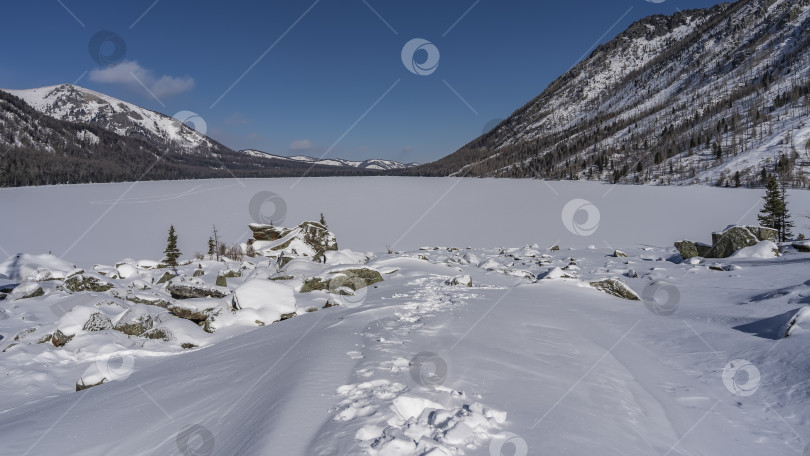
[1,241,809,455]
[1,178,809,267]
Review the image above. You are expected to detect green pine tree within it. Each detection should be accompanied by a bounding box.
[164,225,181,267]
[758,177,793,242]
[319,212,327,227]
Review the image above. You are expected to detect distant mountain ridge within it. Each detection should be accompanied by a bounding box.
[405,0,810,188]
[0,84,413,186]
[241,149,416,171]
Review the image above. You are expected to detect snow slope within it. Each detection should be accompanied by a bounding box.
[1,242,809,455]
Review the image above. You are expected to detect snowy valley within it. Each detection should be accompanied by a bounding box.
[0,178,808,455]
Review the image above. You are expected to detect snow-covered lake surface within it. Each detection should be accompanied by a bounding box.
[2,177,809,267]
[0,178,809,456]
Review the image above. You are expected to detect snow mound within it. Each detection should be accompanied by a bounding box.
[232,280,296,323]
[729,241,779,259]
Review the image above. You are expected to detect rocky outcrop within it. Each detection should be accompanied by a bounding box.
[248,221,338,261]
[167,282,229,299]
[675,226,778,259]
[446,275,472,287]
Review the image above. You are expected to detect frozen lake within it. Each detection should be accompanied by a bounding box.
[1,177,809,266]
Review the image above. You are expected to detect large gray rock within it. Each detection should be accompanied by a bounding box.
[248,221,338,261]
[708,226,763,258]
[167,282,229,299]
[674,240,712,259]
[114,305,153,336]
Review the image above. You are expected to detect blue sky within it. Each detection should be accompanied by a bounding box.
[1,0,722,163]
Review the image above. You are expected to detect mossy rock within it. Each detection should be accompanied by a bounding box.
[168,304,216,322]
[83,312,113,331]
[37,334,53,344]
[613,250,628,258]
[192,269,205,277]
[65,275,113,293]
[141,328,174,341]
[674,240,712,260]
[300,278,330,293]
[548,245,560,251]
[279,312,296,321]
[271,275,294,281]
[125,295,170,308]
[181,343,198,349]
[20,287,44,299]
[215,274,227,287]
[2,343,18,352]
[14,328,36,341]
[223,269,241,278]
[590,279,640,301]
[156,271,175,284]
[76,378,105,391]
[52,329,74,347]
[323,300,339,309]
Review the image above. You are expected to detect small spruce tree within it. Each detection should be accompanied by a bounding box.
[758,177,794,242]
[164,225,181,267]
[319,212,327,227]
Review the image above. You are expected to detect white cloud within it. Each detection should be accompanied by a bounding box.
[89,60,194,98]
[290,139,313,151]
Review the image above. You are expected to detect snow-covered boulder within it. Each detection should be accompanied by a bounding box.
[784,307,810,337]
[169,299,220,322]
[167,281,230,299]
[232,280,296,324]
[52,306,113,346]
[324,249,371,265]
[248,220,338,261]
[539,267,574,280]
[446,275,472,287]
[0,253,77,281]
[589,278,640,301]
[113,304,153,336]
[791,240,810,253]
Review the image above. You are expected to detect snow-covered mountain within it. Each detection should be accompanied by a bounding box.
[4,84,215,153]
[242,149,416,170]
[413,0,810,188]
